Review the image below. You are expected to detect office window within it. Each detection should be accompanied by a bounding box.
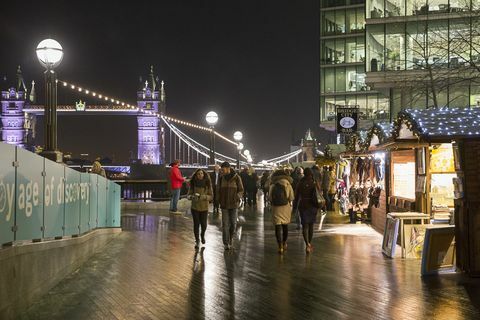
[470,84,480,108]
[368,0,385,18]
[428,0,450,13]
[324,68,335,93]
[357,66,367,90]
[449,83,470,108]
[356,96,368,117]
[355,8,365,32]
[337,10,346,34]
[406,21,427,69]
[367,24,385,71]
[322,39,335,64]
[346,66,358,91]
[386,23,406,70]
[385,0,405,17]
[322,11,336,35]
[407,0,427,16]
[335,38,346,63]
[428,86,448,108]
[428,21,449,68]
[325,97,336,121]
[472,17,480,65]
[449,19,471,68]
[336,67,347,92]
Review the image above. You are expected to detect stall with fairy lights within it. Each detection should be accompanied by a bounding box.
[391,107,480,274]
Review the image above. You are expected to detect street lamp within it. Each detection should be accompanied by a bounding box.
[233,131,243,169]
[236,142,244,169]
[205,111,218,165]
[36,39,63,162]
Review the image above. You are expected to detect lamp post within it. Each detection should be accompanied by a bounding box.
[205,111,218,166]
[236,142,244,169]
[233,131,243,169]
[36,39,63,162]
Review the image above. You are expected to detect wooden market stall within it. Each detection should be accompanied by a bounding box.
[392,108,480,274]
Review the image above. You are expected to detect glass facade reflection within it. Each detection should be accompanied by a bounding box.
[365,0,480,114]
[320,1,390,127]
[367,0,473,18]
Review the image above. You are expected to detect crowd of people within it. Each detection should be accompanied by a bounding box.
[169,160,331,254]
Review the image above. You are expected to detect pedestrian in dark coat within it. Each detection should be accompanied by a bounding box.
[293,167,320,254]
[218,162,244,250]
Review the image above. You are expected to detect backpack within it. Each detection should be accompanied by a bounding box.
[271,182,288,206]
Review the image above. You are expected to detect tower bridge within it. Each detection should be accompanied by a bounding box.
[1,66,301,168]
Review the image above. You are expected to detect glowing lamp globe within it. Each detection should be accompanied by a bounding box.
[205,111,219,126]
[237,142,244,151]
[233,131,243,142]
[36,39,63,69]
[244,149,250,156]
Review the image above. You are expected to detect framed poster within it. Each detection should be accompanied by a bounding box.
[421,226,456,276]
[404,224,428,259]
[382,217,400,258]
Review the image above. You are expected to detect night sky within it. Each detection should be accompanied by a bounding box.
[0,1,330,163]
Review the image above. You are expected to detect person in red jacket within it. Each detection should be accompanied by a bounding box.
[169,159,185,214]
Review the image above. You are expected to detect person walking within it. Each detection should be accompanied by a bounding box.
[246,167,258,207]
[291,167,304,230]
[209,164,221,213]
[269,169,294,254]
[294,167,320,254]
[169,159,184,214]
[188,169,213,249]
[239,167,249,207]
[260,171,270,206]
[218,162,244,250]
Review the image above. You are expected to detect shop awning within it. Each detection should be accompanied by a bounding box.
[393,108,480,141]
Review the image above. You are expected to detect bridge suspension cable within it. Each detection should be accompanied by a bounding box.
[265,148,302,164]
[163,116,243,165]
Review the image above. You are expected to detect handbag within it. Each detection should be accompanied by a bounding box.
[313,184,326,209]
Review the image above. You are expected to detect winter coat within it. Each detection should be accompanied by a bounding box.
[188,182,213,212]
[169,165,184,189]
[294,176,319,212]
[269,175,295,225]
[246,173,259,192]
[218,172,244,209]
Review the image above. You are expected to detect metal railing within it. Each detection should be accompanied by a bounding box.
[115,180,189,202]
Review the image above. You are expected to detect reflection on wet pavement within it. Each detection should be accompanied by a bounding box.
[20,205,480,320]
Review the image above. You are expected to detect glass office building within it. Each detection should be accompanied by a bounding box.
[365,0,480,114]
[320,0,390,130]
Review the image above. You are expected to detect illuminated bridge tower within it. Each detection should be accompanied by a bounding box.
[137,66,166,164]
[1,66,35,148]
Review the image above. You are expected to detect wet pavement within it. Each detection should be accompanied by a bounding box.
[20,203,480,320]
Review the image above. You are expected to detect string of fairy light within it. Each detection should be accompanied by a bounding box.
[58,79,241,147]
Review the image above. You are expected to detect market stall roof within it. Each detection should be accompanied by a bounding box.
[346,130,369,152]
[367,122,394,149]
[393,108,480,141]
